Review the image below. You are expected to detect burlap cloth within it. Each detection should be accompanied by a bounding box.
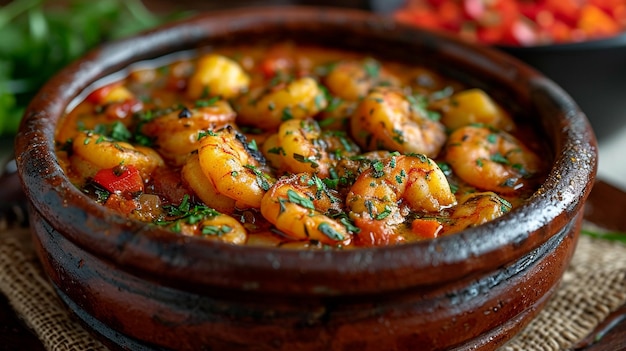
[0,221,624,351]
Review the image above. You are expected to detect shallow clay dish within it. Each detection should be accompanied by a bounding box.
[15,7,597,351]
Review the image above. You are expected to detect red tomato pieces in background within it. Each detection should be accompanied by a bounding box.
[395,0,626,46]
[578,4,621,37]
[93,165,144,196]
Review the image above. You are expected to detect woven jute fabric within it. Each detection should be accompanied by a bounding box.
[0,224,624,351]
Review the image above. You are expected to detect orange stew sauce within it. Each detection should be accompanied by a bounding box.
[55,42,547,249]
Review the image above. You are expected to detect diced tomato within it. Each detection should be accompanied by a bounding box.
[103,193,138,215]
[463,0,486,20]
[477,24,505,44]
[411,218,443,239]
[165,75,188,92]
[503,19,539,46]
[395,9,442,31]
[544,19,573,43]
[543,0,581,26]
[150,167,192,204]
[259,43,295,79]
[589,0,625,14]
[426,0,447,7]
[438,1,464,31]
[93,165,144,196]
[103,98,143,120]
[518,2,543,21]
[86,83,118,105]
[535,10,556,29]
[86,83,134,106]
[394,0,625,45]
[577,4,620,39]
[491,0,520,28]
[613,5,626,27]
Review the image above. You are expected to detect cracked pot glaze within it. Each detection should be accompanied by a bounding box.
[15,7,597,351]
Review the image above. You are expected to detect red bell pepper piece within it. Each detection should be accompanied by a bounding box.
[93,165,144,195]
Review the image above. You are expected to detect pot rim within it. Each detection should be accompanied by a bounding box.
[15,6,597,295]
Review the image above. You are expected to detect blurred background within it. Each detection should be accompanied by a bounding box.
[1,0,625,188]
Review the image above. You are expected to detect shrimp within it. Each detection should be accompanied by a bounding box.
[350,87,447,158]
[346,154,456,246]
[260,173,352,246]
[265,119,360,177]
[444,125,543,194]
[174,208,247,244]
[445,192,512,234]
[329,150,398,191]
[187,54,250,100]
[437,89,515,131]
[140,102,236,165]
[195,214,247,244]
[72,132,164,178]
[316,98,356,131]
[324,59,400,101]
[261,133,285,170]
[197,126,275,209]
[235,77,327,131]
[181,153,237,214]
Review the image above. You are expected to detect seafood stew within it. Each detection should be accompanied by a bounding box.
[56,42,548,249]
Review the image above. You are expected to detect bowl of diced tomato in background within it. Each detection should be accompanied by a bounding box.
[393,0,626,139]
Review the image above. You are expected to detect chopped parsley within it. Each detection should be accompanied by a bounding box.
[371,160,385,178]
[363,58,380,78]
[490,152,510,165]
[286,189,315,210]
[197,129,218,140]
[293,153,319,168]
[195,96,220,107]
[244,164,272,191]
[281,107,294,121]
[202,225,233,237]
[375,205,392,220]
[155,195,221,231]
[267,146,286,156]
[318,222,344,241]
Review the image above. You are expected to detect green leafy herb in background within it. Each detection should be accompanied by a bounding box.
[581,228,626,244]
[0,0,187,136]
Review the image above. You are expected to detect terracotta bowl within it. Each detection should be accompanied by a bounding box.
[15,7,597,351]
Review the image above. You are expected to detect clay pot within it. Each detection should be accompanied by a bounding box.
[15,7,597,351]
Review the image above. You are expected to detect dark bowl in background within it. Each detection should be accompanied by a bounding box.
[499,34,626,141]
[15,6,597,351]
